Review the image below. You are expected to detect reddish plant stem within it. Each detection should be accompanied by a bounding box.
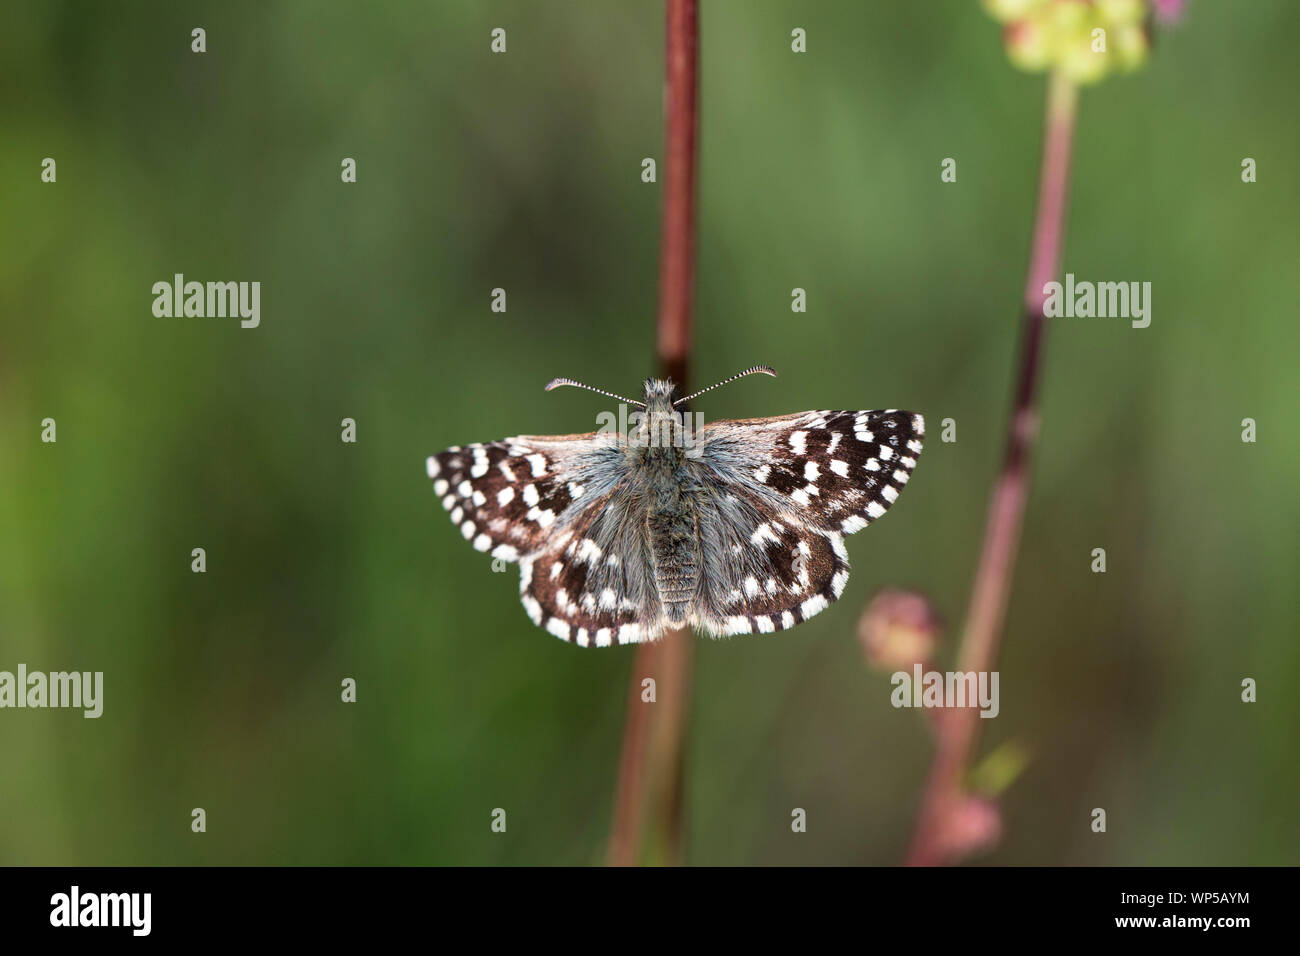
[608,0,699,868]
[655,0,698,387]
[906,71,1078,867]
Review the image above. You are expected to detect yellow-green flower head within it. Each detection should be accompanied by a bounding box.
[983,0,1163,84]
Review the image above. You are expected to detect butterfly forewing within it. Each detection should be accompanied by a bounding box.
[694,410,924,535]
[426,433,621,562]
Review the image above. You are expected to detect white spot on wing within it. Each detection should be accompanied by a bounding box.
[470,449,490,478]
[726,616,753,635]
[526,506,555,528]
[800,594,829,619]
[521,595,544,625]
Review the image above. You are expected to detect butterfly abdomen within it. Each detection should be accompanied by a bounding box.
[643,452,699,626]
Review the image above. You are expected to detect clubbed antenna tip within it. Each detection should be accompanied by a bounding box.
[544,377,645,408]
[674,365,777,407]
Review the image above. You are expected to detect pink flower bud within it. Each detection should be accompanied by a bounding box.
[1004,18,1055,73]
[858,590,942,671]
[941,797,1003,859]
[1152,0,1187,25]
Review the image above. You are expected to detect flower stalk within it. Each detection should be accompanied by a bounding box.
[906,70,1078,866]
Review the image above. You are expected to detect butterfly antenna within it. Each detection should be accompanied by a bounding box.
[544,377,645,408]
[673,365,778,407]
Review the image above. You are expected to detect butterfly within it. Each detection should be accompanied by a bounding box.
[426,366,924,647]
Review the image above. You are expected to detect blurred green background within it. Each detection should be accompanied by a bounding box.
[2,0,1297,865]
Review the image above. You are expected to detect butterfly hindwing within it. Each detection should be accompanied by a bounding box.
[689,486,851,636]
[519,493,662,646]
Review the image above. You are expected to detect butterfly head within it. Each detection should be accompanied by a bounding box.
[634,379,685,449]
[642,377,680,408]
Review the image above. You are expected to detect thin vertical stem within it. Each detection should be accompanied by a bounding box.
[655,0,698,387]
[906,71,1077,867]
[608,0,699,867]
